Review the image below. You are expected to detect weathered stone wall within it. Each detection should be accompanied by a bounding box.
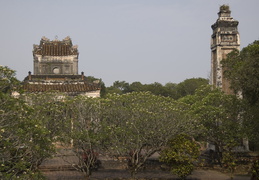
[34,55,78,75]
[33,36,79,75]
[210,5,240,94]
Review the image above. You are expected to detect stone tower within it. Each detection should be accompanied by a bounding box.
[33,36,78,75]
[211,5,240,94]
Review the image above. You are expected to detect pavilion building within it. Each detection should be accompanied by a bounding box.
[22,36,101,97]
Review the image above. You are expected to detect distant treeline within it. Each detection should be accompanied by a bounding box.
[98,78,209,99]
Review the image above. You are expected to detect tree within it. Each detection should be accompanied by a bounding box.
[0,66,20,94]
[160,134,200,180]
[251,159,259,180]
[24,92,70,141]
[222,41,259,105]
[101,92,196,178]
[128,81,144,92]
[85,76,106,98]
[105,78,208,99]
[164,82,178,98]
[180,85,244,166]
[60,96,102,178]
[0,66,54,179]
[175,78,209,99]
[222,41,259,149]
[105,81,131,95]
[144,82,174,97]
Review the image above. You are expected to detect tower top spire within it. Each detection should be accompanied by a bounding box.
[218,4,231,18]
[211,5,238,30]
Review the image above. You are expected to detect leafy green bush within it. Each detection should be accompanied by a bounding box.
[160,134,200,180]
[251,159,259,180]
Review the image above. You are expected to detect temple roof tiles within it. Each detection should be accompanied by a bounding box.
[23,83,100,93]
[33,36,78,56]
[22,74,101,93]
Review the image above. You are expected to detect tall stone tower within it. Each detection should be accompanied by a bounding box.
[33,36,79,75]
[211,5,240,94]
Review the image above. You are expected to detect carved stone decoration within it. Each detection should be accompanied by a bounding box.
[33,36,79,75]
[210,5,240,94]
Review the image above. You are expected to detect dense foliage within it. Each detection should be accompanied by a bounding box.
[160,134,200,179]
[222,40,259,150]
[1,52,258,179]
[0,66,20,94]
[101,92,197,177]
[222,41,259,105]
[0,66,55,179]
[104,78,208,99]
[180,85,244,166]
[61,96,102,177]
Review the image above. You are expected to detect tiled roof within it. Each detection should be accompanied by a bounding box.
[22,74,101,93]
[23,83,100,93]
[23,75,85,81]
[33,36,78,56]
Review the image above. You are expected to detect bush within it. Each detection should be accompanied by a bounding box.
[251,159,259,180]
[160,134,200,180]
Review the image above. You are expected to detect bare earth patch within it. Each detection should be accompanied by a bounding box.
[42,168,251,180]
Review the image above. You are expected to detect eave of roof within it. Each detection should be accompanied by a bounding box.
[22,83,100,93]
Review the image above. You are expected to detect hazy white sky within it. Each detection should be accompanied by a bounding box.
[0,0,258,86]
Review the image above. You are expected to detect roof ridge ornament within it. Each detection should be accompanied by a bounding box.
[54,35,59,41]
[63,36,71,41]
[41,36,50,41]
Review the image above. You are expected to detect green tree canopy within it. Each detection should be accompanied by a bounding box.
[0,67,55,179]
[105,81,130,95]
[0,66,20,94]
[101,92,196,177]
[175,78,209,99]
[222,40,259,150]
[160,134,200,180]
[61,96,102,178]
[180,85,245,165]
[222,41,259,105]
[104,78,208,99]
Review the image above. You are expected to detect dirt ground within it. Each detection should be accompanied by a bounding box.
[42,168,251,180]
[40,149,252,180]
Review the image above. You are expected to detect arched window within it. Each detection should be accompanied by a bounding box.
[53,67,60,74]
